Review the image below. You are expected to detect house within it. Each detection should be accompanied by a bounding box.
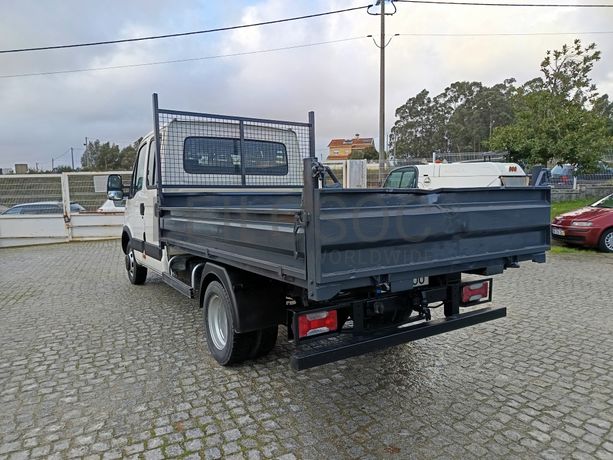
[327,134,375,161]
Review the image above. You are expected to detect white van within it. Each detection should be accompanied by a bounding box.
[383,162,528,189]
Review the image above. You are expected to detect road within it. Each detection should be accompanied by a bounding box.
[1,241,612,459]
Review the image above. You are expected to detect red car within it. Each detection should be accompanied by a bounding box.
[551,194,613,252]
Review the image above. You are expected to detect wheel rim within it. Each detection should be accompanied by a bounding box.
[208,294,228,350]
[605,232,613,251]
[127,251,135,278]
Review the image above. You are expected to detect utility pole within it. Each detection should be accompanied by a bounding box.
[83,137,88,169]
[70,147,74,170]
[369,2,396,182]
[52,157,54,171]
[378,0,386,183]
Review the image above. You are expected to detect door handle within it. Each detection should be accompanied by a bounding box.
[140,203,145,215]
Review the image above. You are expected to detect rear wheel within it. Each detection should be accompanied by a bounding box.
[126,242,147,285]
[250,326,278,359]
[599,229,613,253]
[202,281,256,365]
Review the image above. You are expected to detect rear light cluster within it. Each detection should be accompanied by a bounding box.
[462,281,489,304]
[298,310,337,338]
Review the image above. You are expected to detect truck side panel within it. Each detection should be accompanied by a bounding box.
[160,191,307,285]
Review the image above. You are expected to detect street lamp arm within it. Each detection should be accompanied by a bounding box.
[367,33,400,48]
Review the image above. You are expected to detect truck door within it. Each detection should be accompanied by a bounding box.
[143,138,159,254]
[127,138,161,264]
[127,141,148,260]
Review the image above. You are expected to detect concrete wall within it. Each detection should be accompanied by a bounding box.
[551,185,613,202]
[0,213,124,248]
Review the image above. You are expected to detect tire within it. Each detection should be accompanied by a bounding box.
[202,281,256,366]
[126,242,147,285]
[598,228,613,253]
[249,326,278,359]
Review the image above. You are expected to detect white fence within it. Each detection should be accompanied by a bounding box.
[0,171,130,248]
[324,160,368,188]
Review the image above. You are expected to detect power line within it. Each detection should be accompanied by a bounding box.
[0,5,368,55]
[53,149,71,161]
[398,30,613,36]
[2,30,611,79]
[0,2,609,57]
[396,0,613,7]
[0,37,364,79]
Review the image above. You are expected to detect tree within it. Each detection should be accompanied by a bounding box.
[592,94,613,135]
[81,139,140,171]
[391,89,447,159]
[447,80,515,152]
[540,39,601,106]
[54,165,76,173]
[489,91,610,169]
[118,143,138,170]
[489,40,612,170]
[391,81,515,158]
[350,146,378,161]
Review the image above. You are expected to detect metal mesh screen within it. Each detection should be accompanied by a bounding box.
[0,172,131,214]
[0,175,62,212]
[157,109,312,188]
[67,173,132,211]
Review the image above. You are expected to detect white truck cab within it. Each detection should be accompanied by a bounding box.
[384,162,528,189]
[114,119,303,281]
[121,133,164,276]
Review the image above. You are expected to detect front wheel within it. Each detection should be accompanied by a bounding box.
[202,281,256,366]
[126,243,147,285]
[599,229,613,253]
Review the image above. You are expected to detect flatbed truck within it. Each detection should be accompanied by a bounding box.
[107,94,550,370]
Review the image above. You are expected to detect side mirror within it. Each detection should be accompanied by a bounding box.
[107,174,124,200]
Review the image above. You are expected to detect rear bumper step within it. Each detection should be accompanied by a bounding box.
[290,306,506,371]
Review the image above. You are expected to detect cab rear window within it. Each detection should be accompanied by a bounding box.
[184,137,288,175]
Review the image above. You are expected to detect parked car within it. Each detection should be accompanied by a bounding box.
[97,199,126,213]
[0,201,86,215]
[549,162,613,187]
[595,161,613,175]
[551,194,613,252]
[550,164,574,187]
[575,161,613,184]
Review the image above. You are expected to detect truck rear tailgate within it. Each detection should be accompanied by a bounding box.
[303,186,550,300]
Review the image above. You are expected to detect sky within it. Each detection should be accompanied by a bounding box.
[0,0,612,170]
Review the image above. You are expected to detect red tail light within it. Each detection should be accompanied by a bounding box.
[298,310,338,338]
[462,281,489,303]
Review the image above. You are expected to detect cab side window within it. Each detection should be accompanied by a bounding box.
[133,143,148,194]
[400,168,417,188]
[385,171,402,188]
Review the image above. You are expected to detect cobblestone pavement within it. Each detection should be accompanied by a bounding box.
[1,241,612,459]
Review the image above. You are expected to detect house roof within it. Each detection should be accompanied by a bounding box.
[327,137,374,148]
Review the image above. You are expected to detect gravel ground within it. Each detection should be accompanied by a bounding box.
[1,241,612,459]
